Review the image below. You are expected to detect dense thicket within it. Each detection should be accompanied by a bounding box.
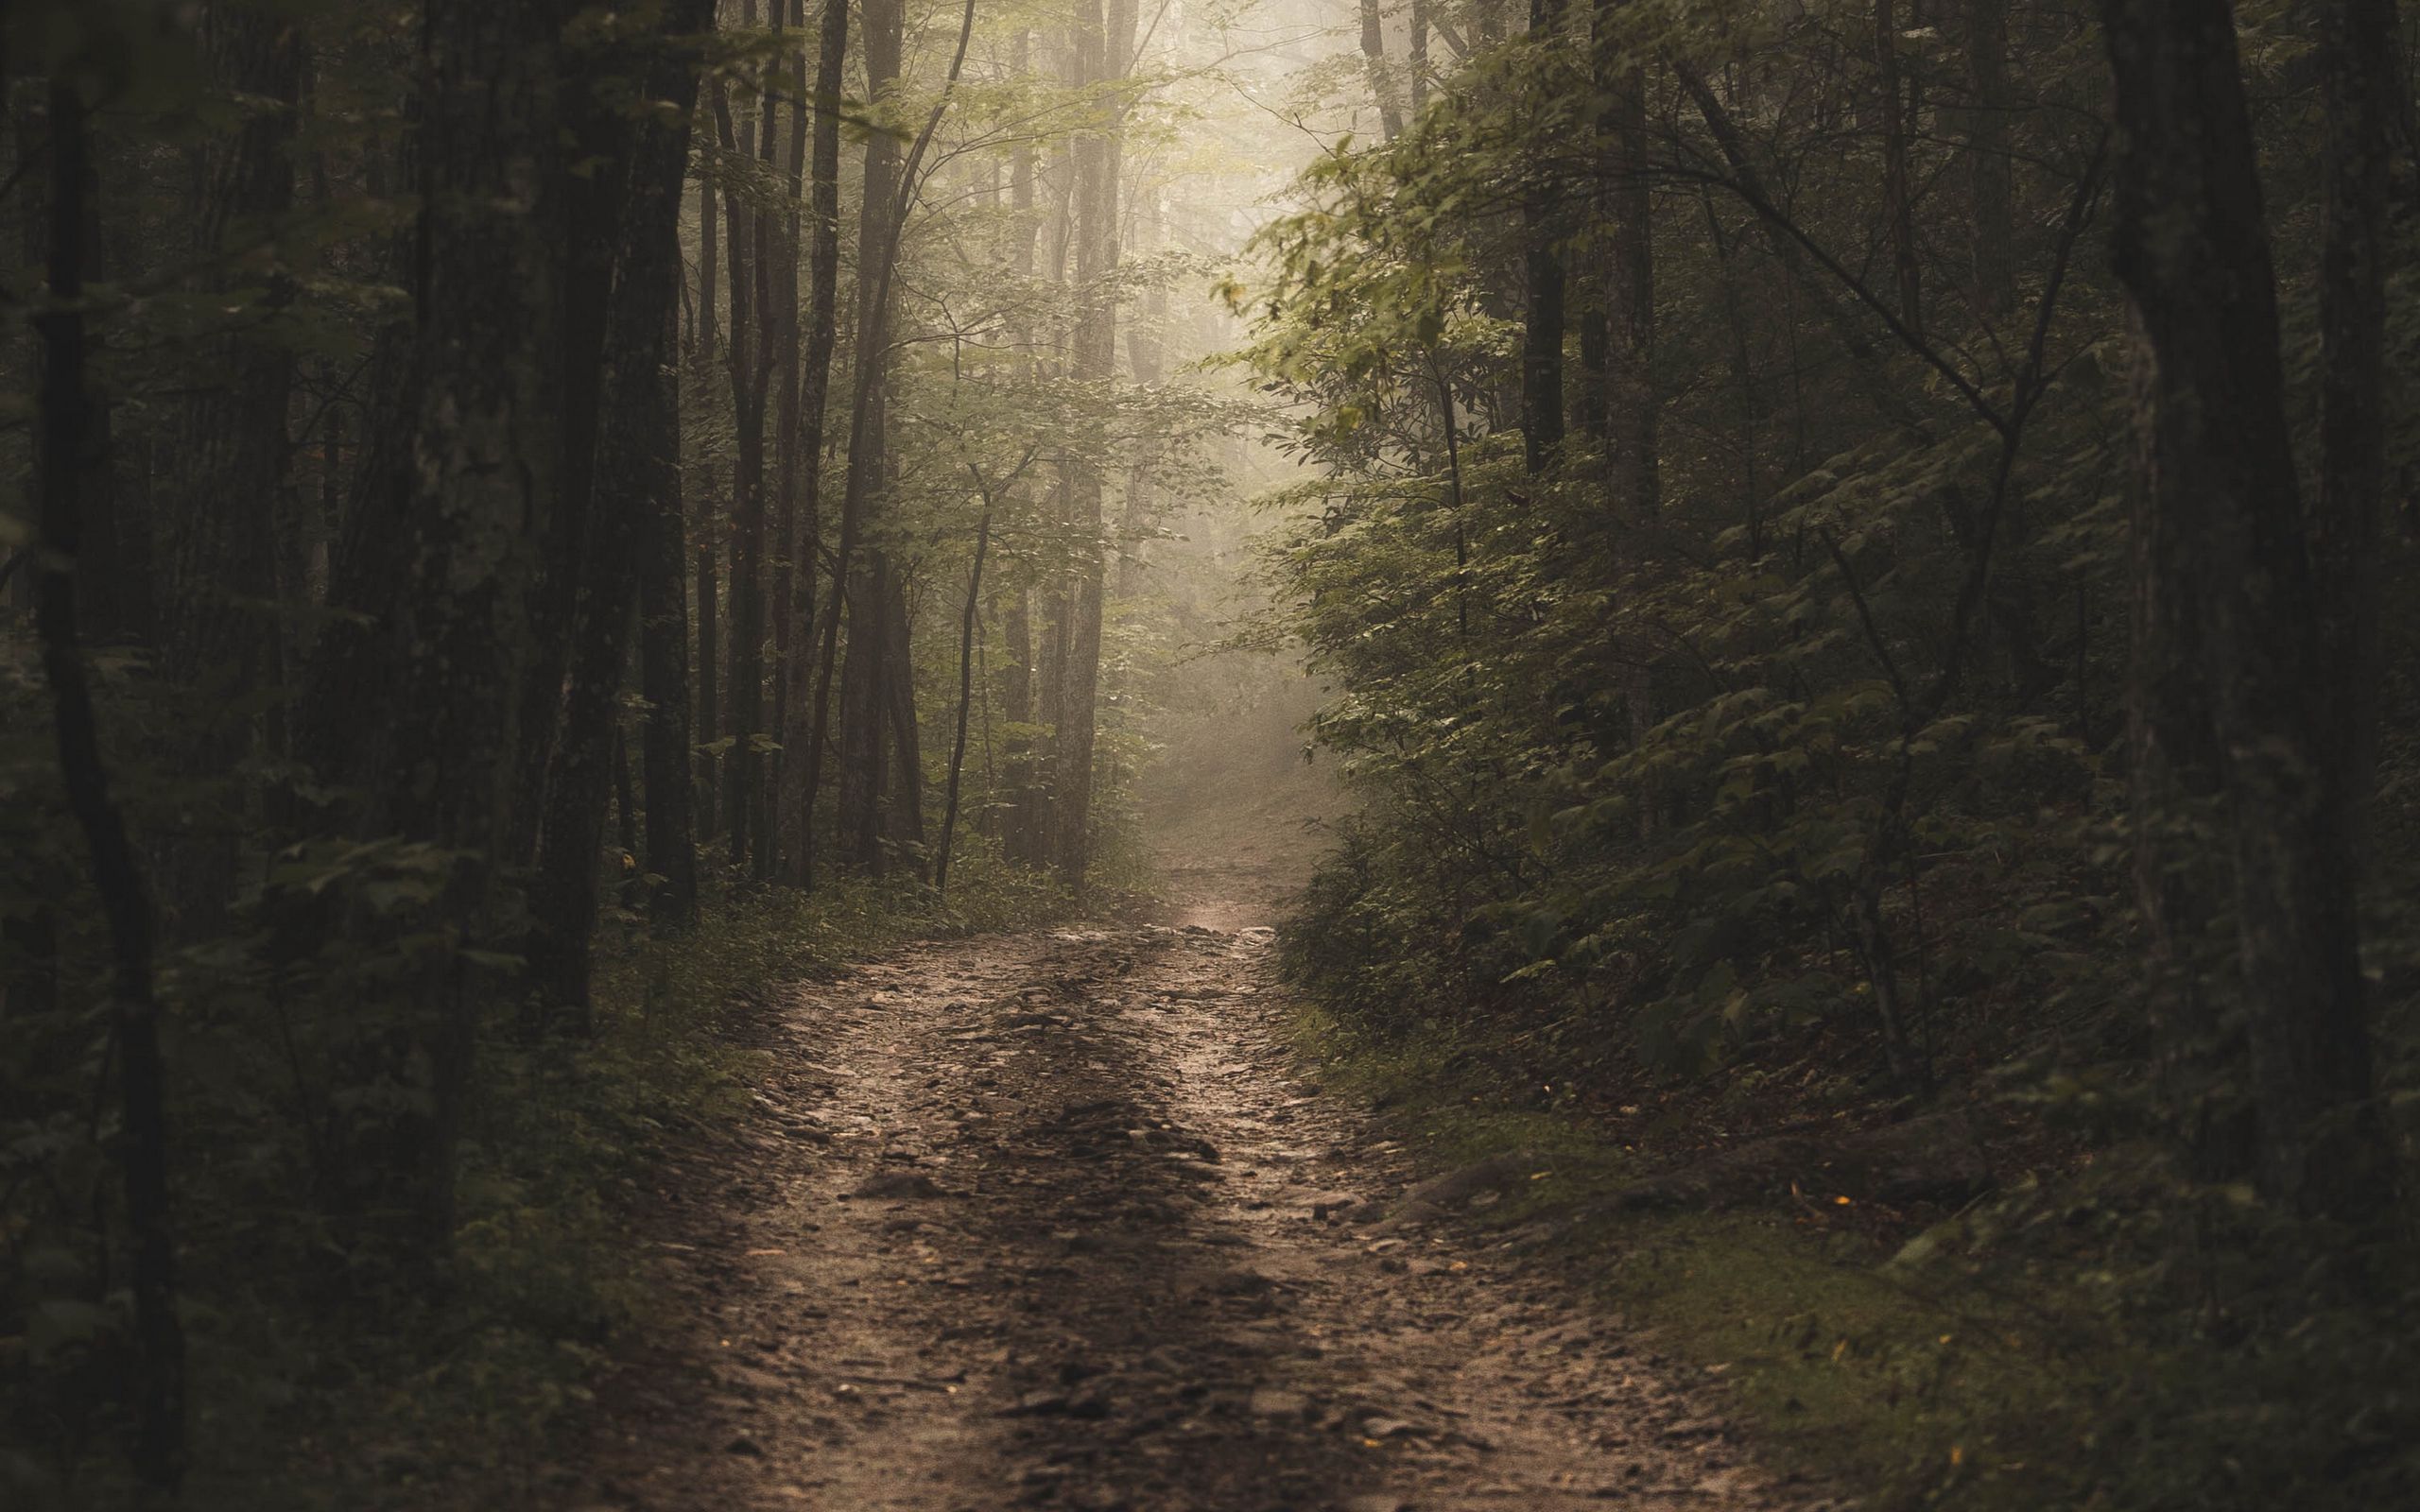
[1245,0,2420,1503]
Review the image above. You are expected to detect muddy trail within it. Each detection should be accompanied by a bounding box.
[561,918,1829,1512]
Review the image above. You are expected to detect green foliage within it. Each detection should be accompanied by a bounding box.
[1248,9,2420,1511]
[2,848,1070,1508]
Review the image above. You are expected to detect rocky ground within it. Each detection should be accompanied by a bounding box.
[556,912,1832,1512]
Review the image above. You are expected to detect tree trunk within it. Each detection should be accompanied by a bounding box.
[2311,0,2394,861]
[1966,0,2014,318]
[936,505,992,894]
[362,0,565,1257]
[2101,0,2391,1225]
[1002,584,1038,863]
[883,573,928,863]
[1875,0,1922,336]
[838,555,891,868]
[777,0,850,885]
[1359,0,1406,141]
[1521,0,1568,473]
[714,77,771,870]
[162,4,302,937]
[762,0,809,880]
[817,0,907,874]
[640,318,700,931]
[527,0,711,1022]
[36,77,186,1491]
[999,61,1043,865]
[1052,0,1132,890]
[696,537,719,837]
[506,13,641,868]
[1597,3,1658,818]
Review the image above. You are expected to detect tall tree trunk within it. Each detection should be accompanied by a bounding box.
[696,535,718,837]
[36,77,186,1491]
[1521,0,1567,472]
[612,725,640,908]
[883,572,928,862]
[1597,2,1658,815]
[998,47,1044,865]
[1002,584,1037,863]
[641,298,700,931]
[528,0,712,1022]
[1876,0,1922,335]
[2102,0,2391,1225]
[507,14,640,868]
[838,554,891,868]
[363,0,564,1257]
[1965,0,2014,318]
[829,0,906,872]
[1359,0,1406,140]
[700,158,718,369]
[1410,0,1430,114]
[936,504,992,894]
[162,4,302,937]
[814,0,977,872]
[1052,0,1133,890]
[777,0,850,885]
[2311,0,2394,860]
[715,75,771,870]
[762,0,808,880]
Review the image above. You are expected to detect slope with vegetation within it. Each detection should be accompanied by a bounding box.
[1239,1,2420,1507]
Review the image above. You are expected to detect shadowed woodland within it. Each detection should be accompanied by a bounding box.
[4,0,2419,1507]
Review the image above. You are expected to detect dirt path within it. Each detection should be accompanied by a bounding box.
[562,920,1826,1512]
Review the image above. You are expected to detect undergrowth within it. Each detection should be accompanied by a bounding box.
[16,850,1071,1512]
[1287,997,2420,1512]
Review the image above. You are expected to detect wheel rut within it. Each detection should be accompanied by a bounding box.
[562,922,1827,1512]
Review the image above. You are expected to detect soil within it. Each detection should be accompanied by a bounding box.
[554,898,1835,1512]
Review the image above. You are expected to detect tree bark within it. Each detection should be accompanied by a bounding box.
[507,11,641,868]
[1965,0,2015,318]
[641,316,700,931]
[777,0,851,885]
[714,76,772,870]
[999,54,1044,866]
[36,77,187,1491]
[815,0,977,873]
[2311,0,2394,860]
[936,503,992,894]
[528,0,712,1022]
[696,537,719,837]
[2102,0,2391,1225]
[1359,0,1406,141]
[828,0,906,872]
[1875,0,1922,336]
[762,0,809,880]
[362,0,565,1255]
[162,3,302,937]
[1052,0,1133,889]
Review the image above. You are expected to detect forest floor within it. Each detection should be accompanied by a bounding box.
[549,869,1836,1512]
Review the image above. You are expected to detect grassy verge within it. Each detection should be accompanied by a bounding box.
[165,850,1072,1511]
[1286,999,2135,1512]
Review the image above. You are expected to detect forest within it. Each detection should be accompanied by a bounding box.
[3,0,2417,1508]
